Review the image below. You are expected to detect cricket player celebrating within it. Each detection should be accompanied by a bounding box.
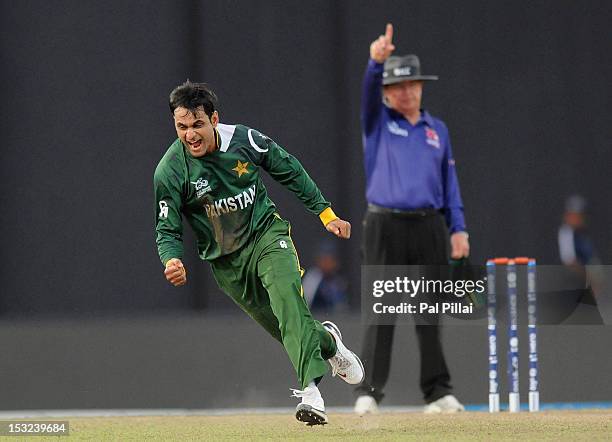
[154,81,364,425]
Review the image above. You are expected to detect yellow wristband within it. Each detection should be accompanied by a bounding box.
[319,207,338,226]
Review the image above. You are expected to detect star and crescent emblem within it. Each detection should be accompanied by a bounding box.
[232,160,250,177]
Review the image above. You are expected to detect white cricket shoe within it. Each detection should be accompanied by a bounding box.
[423,394,465,414]
[322,321,365,385]
[291,384,328,426]
[354,395,379,416]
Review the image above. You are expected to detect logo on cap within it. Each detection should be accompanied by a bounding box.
[393,67,412,76]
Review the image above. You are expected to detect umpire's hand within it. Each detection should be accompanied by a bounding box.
[450,232,470,259]
[370,23,396,63]
[326,218,351,239]
[164,258,187,286]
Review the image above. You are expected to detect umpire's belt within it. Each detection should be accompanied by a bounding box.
[367,203,442,218]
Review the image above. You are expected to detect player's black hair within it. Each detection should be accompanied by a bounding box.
[169,80,218,119]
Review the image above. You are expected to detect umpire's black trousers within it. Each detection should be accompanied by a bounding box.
[355,206,452,404]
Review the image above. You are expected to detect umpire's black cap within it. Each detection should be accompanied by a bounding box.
[382,55,439,85]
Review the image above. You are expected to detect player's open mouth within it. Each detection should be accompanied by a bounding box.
[188,140,202,149]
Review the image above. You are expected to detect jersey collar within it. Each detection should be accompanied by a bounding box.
[387,107,434,127]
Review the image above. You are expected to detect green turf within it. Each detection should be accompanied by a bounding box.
[1,411,610,441]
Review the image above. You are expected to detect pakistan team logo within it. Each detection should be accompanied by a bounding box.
[191,177,212,198]
[232,160,250,178]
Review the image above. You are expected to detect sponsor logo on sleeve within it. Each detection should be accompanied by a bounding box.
[158,201,169,219]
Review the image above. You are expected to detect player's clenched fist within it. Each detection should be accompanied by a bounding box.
[326,218,351,239]
[370,23,395,63]
[164,258,187,286]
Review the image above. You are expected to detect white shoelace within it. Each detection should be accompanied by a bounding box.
[290,388,306,398]
[329,353,351,377]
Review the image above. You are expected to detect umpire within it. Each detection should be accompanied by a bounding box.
[354,24,469,414]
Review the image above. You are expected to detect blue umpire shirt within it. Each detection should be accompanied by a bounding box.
[362,59,466,234]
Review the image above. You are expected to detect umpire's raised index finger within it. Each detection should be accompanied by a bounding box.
[385,23,393,42]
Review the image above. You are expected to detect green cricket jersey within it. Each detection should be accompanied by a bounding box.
[154,123,333,264]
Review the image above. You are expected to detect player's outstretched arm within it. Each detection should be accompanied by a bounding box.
[164,258,187,287]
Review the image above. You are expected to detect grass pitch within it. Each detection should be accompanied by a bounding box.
[3,411,611,441]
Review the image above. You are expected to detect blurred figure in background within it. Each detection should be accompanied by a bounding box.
[354,24,468,415]
[558,195,603,301]
[558,195,599,267]
[303,242,348,313]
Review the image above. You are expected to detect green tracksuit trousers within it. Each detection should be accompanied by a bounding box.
[210,215,336,389]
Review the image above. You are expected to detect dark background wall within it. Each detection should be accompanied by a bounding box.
[2,0,611,315]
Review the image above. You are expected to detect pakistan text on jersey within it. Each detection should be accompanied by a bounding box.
[204,185,257,218]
